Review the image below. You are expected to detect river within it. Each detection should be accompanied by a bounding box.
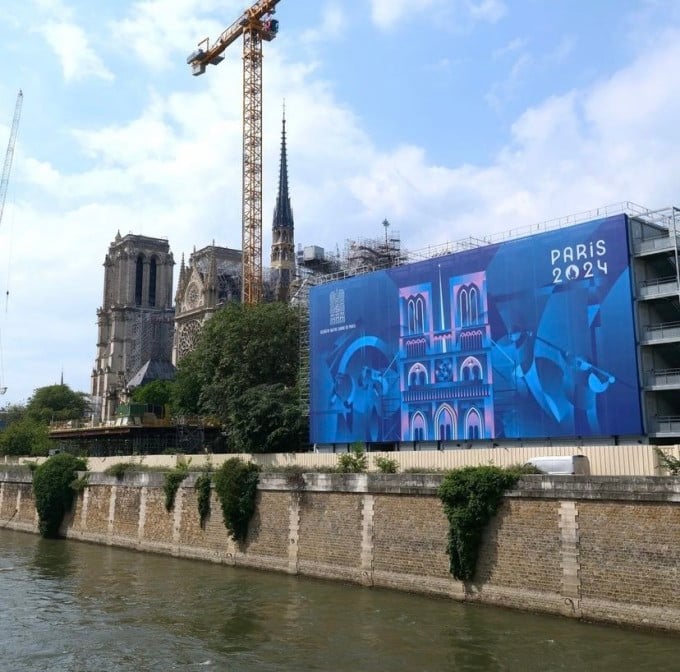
[0,529,678,671]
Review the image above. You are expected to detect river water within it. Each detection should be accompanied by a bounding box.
[1,530,678,672]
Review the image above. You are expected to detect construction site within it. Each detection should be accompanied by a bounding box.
[0,0,670,455]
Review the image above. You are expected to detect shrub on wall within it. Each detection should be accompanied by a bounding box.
[437,466,520,582]
[213,458,260,542]
[655,447,680,475]
[32,453,87,538]
[375,456,399,474]
[337,443,368,473]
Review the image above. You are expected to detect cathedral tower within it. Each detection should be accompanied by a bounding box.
[91,233,175,422]
[270,105,295,302]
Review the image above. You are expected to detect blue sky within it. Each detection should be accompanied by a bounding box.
[0,0,678,405]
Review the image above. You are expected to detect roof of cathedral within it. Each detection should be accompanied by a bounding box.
[127,359,176,389]
[272,107,294,231]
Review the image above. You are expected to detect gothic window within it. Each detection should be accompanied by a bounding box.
[460,356,483,381]
[411,412,427,441]
[415,296,425,333]
[458,287,468,326]
[408,363,428,387]
[148,256,157,307]
[177,320,202,361]
[466,408,483,440]
[135,254,145,306]
[407,299,415,334]
[435,405,456,441]
[469,285,479,324]
[458,284,480,327]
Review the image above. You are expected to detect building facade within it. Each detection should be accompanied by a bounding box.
[91,233,175,422]
[173,245,242,363]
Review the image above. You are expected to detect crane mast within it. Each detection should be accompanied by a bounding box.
[0,90,23,231]
[187,1,281,304]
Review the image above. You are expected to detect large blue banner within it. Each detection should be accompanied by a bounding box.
[309,214,643,443]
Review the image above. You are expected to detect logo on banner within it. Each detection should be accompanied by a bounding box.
[551,239,608,284]
[329,289,346,326]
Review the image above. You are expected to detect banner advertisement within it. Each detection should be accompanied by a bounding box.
[309,214,643,444]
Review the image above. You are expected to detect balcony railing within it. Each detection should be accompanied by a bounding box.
[638,276,679,299]
[644,368,680,388]
[642,322,680,343]
[650,416,680,435]
[633,233,680,256]
[403,382,491,403]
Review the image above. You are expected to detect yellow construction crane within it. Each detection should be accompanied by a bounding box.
[187,0,282,304]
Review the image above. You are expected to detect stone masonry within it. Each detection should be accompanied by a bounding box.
[0,471,679,633]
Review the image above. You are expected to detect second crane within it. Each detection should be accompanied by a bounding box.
[187,0,281,304]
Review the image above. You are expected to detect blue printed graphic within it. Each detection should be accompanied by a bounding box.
[309,214,643,443]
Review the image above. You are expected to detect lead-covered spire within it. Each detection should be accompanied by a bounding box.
[273,102,294,231]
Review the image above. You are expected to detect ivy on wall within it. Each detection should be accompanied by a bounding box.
[32,453,87,538]
[213,458,260,542]
[164,462,189,512]
[437,466,521,582]
[195,473,212,528]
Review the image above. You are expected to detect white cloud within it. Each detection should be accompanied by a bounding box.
[467,0,506,23]
[301,2,347,45]
[345,30,680,247]
[370,0,506,30]
[26,0,115,83]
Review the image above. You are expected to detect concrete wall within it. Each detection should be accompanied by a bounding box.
[1,471,679,633]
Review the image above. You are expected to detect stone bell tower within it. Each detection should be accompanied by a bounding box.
[91,232,175,422]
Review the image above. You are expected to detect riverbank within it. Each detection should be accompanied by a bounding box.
[1,470,679,633]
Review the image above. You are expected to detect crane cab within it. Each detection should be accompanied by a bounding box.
[262,19,279,41]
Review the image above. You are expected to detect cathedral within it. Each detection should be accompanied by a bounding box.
[91,112,296,421]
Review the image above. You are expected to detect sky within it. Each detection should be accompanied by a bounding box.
[0,0,679,406]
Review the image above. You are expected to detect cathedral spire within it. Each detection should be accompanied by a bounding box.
[270,102,296,302]
[273,101,294,231]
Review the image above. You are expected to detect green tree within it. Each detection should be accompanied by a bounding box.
[171,349,203,415]
[173,302,306,452]
[131,380,174,410]
[0,416,51,456]
[26,384,89,424]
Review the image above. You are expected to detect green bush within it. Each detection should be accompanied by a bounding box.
[32,453,87,538]
[195,472,212,528]
[655,447,680,475]
[164,462,189,511]
[375,456,399,473]
[104,462,139,479]
[438,466,521,582]
[337,443,368,473]
[213,458,260,542]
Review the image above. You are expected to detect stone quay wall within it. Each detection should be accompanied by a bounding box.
[1,471,678,633]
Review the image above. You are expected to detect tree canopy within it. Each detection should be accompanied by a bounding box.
[0,384,89,457]
[173,301,307,452]
[26,384,90,423]
[131,380,174,408]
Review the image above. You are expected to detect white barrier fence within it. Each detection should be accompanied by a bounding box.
[5,443,678,476]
